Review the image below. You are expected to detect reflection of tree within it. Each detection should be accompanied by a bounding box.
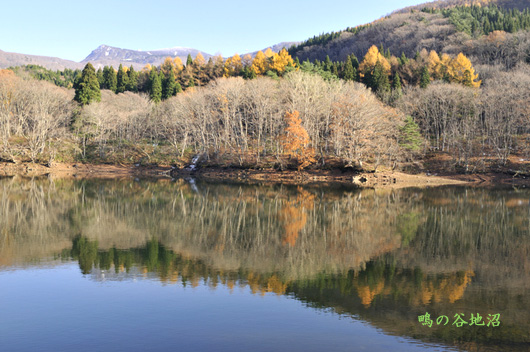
[281,187,315,247]
[417,270,474,305]
[71,236,98,274]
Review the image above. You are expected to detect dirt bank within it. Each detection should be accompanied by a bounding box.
[0,162,172,179]
[4,162,529,189]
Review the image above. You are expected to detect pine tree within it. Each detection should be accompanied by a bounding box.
[96,68,104,87]
[372,60,390,94]
[74,63,101,105]
[392,72,402,98]
[420,66,430,89]
[324,55,332,72]
[175,81,183,93]
[149,68,162,103]
[186,54,193,67]
[162,69,177,99]
[350,54,359,70]
[103,66,117,92]
[343,56,355,81]
[331,62,339,77]
[116,64,128,93]
[399,116,423,153]
[127,65,138,92]
[399,52,409,66]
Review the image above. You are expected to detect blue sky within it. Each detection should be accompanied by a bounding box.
[2,0,430,62]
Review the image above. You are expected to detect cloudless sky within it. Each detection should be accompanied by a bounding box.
[1,0,431,62]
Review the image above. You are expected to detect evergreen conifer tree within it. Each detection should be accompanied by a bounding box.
[392,72,403,97]
[350,54,359,70]
[149,68,162,103]
[103,66,117,92]
[127,66,138,92]
[323,55,332,72]
[74,63,101,105]
[162,70,177,99]
[372,60,390,94]
[96,68,104,87]
[116,64,128,93]
[186,54,193,67]
[399,52,408,66]
[331,62,339,77]
[175,81,183,93]
[399,116,423,153]
[420,66,431,88]
[343,56,355,81]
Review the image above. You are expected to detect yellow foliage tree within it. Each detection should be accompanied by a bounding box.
[281,111,316,170]
[427,50,442,79]
[264,48,274,58]
[448,53,481,88]
[359,45,390,77]
[142,64,152,73]
[223,57,233,78]
[231,53,243,74]
[270,48,295,75]
[251,51,268,76]
[161,57,175,76]
[173,57,184,72]
[193,52,206,67]
[224,54,243,77]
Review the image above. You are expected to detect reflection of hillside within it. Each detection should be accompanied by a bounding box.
[289,260,530,352]
[0,178,411,278]
[2,179,530,285]
[63,238,530,351]
[3,178,530,350]
[393,188,530,288]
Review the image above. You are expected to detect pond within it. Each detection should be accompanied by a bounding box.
[0,177,529,351]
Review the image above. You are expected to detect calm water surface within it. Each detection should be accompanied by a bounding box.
[0,177,529,351]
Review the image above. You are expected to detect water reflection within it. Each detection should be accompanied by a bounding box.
[1,177,529,351]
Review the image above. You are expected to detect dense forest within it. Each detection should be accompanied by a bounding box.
[1,3,530,175]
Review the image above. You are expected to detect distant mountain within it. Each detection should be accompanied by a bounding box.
[81,45,214,69]
[242,42,301,58]
[1,41,303,72]
[0,49,82,70]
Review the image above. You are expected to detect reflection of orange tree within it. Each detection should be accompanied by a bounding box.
[354,267,475,308]
[281,187,315,247]
[356,281,386,307]
[416,270,475,305]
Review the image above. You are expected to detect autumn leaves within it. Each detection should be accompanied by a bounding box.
[281,111,317,171]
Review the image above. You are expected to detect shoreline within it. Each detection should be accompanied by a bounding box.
[1,161,529,188]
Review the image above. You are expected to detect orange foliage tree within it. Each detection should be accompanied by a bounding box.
[281,111,316,170]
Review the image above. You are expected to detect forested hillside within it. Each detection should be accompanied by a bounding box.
[1,0,530,177]
[289,3,530,66]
